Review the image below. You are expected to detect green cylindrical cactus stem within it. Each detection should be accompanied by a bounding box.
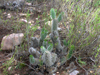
[50,8,56,19]
[42,51,53,67]
[51,19,58,32]
[39,28,48,47]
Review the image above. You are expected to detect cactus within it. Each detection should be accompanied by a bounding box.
[50,30,63,51]
[39,27,48,47]
[30,37,39,48]
[40,46,47,53]
[51,53,57,64]
[60,56,67,66]
[29,55,35,65]
[41,46,57,67]
[50,8,63,51]
[29,47,40,58]
[51,19,58,32]
[43,40,48,48]
[50,8,63,32]
[28,8,65,74]
[47,43,53,52]
[50,8,56,19]
[29,55,40,65]
[57,12,64,22]
[42,51,53,67]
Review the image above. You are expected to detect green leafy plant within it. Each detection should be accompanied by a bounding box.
[67,45,75,60]
[16,62,26,69]
[78,59,86,65]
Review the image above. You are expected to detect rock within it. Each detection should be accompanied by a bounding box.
[0,0,25,10]
[12,0,25,8]
[1,33,24,50]
[69,70,79,75]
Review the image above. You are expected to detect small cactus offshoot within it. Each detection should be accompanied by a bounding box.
[29,55,35,65]
[47,43,53,52]
[40,46,47,53]
[29,55,40,65]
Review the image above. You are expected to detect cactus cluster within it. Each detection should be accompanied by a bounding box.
[28,8,68,74]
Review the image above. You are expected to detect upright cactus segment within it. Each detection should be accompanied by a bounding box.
[39,27,48,47]
[50,8,63,51]
[57,12,64,22]
[51,19,58,32]
[41,46,57,67]
[50,8,63,32]
[50,8,56,19]
[42,51,53,67]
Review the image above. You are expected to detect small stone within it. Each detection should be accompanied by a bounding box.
[1,33,24,50]
[8,66,12,71]
[69,70,79,75]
